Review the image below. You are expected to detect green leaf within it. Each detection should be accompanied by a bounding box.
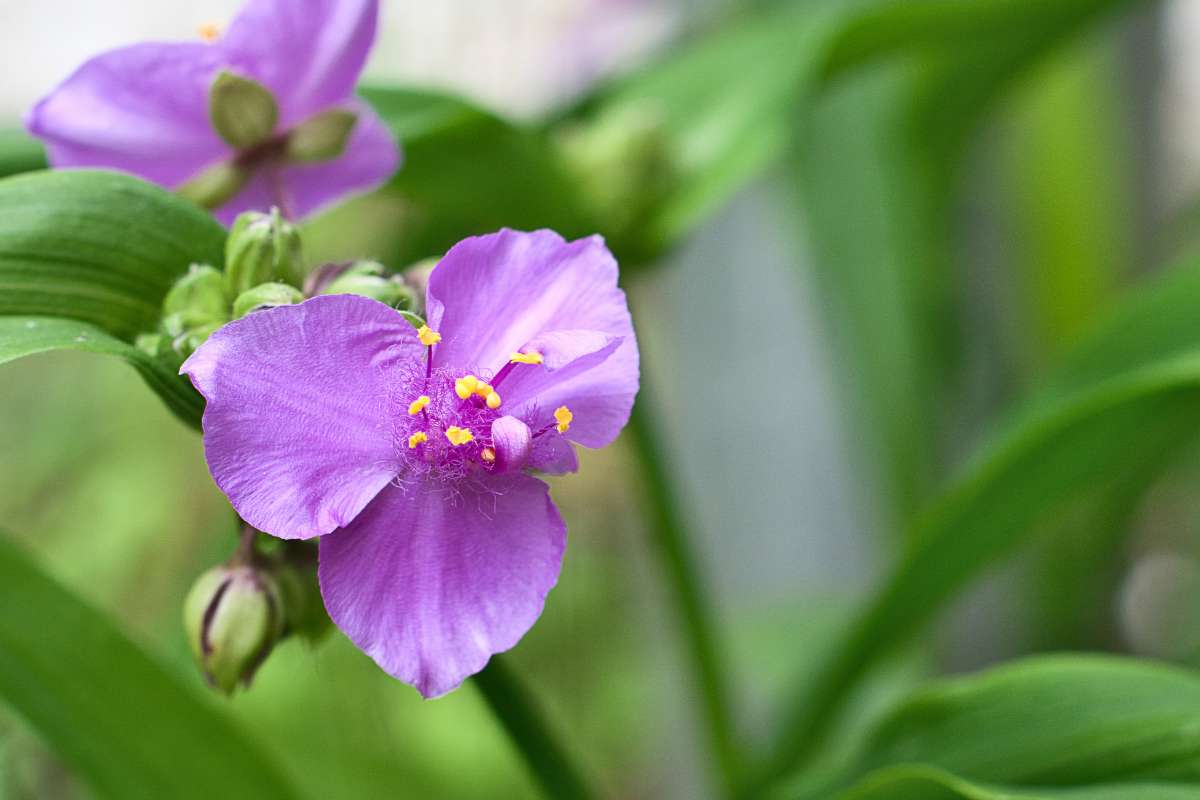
[762,254,1200,783]
[0,534,299,799]
[0,130,46,179]
[360,87,592,265]
[837,764,1198,800]
[0,169,226,340]
[0,317,202,427]
[851,656,1200,789]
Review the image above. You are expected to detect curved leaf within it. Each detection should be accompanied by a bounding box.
[0,316,201,428]
[853,656,1200,788]
[0,169,226,340]
[763,256,1200,780]
[838,764,1198,800]
[0,534,299,800]
[0,130,46,179]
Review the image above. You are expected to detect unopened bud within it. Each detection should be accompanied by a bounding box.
[183,565,284,694]
[286,109,358,163]
[225,207,303,296]
[209,70,279,150]
[322,261,416,309]
[163,264,229,324]
[232,282,305,318]
[400,258,438,308]
[273,543,331,642]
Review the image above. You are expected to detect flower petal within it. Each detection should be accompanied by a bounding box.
[213,102,400,225]
[426,230,633,372]
[318,474,566,698]
[26,42,230,186]
[220,0,378,123]
[182,295,421,539]
[490,416,532,474]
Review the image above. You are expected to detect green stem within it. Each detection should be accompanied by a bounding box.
[473,656,598,800]
[628,385,742,795]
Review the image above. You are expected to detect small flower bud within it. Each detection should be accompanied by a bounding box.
[273,543,331,643]
[209,70,279,150]
[163,264,229,324]
[286,109,359,163]
[400,258,438,309]
[232,282,305,318]
[225,207,304,296]
[183,565,284,695]
[321,262,416,310]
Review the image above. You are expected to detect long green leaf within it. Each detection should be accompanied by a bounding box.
[0,130,46,179]
[761,255,1200,783]
[0,316,202,428]
[0,169,226,340]
[838,764,1198,800]
[0,534,299,799]
[851,656,1200,789]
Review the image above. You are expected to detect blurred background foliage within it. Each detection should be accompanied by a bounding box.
[7,0,1200,798]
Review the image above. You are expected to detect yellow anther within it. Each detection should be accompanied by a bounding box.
[198,22,222,42]
[554,406,573,434]
[474,382,493,397]
[445,426,475,446]
[407,431,428,449]
[454,374,479,400]
[485,391,502,410]
[510,351,544,365]
[407,395,431,415]
[481,447,496,464]
[417,325,442,346]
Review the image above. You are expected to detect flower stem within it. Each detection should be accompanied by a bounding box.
[473,656,598,800]
[628,386,742,796]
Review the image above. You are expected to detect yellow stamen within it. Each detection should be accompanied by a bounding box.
[407,395,431,415]
[474,382,493,397]
[554,406,573,434]
[445,426,474,446]
[510,351,544,365]
[485,391,502,410]
[407,431,428,448]
[481,447,496,464]
[417,325,442,346]
[454,374,478,400]
[198,22,221,42]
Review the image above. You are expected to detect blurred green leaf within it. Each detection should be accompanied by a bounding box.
[361,87,591,265]
[0,317,201,428]
[763,255,1200,783]
[849,656,1200,790]
[837,764,1198,800]
[0,169,226,339]
[0,131,45,179]
[0,169,223,427]
[0,533,299,800]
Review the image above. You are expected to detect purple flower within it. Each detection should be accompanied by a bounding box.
[26,0,399,224]
[181,229,639,697]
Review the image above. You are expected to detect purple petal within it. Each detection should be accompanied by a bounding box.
[319,475,566,698]
[490,416,532,474]
[220,0,378,124]
[426,230,639,446]
[213,102,399,225]
[529,435,579,475]
[182,295,421,539]
[26,42,230,186]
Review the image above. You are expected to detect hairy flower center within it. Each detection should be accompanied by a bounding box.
[390,333,572,482]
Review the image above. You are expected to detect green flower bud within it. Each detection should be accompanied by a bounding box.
[273,543,331,643]
[183,565,284,695]
[232,282,305,318]
[321,266,416,310]
[169,320,225,360]
[163,264,229,323]
[225,207,304,296]
[209,70,279,150]
[177,160,253,210]
[286,109,359,163]
[400,258,438,313]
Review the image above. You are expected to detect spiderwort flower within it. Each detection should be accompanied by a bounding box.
[26,0,399,223]
[181,229,639,697]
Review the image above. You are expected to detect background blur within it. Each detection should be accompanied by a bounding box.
[4,0,1200,798]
